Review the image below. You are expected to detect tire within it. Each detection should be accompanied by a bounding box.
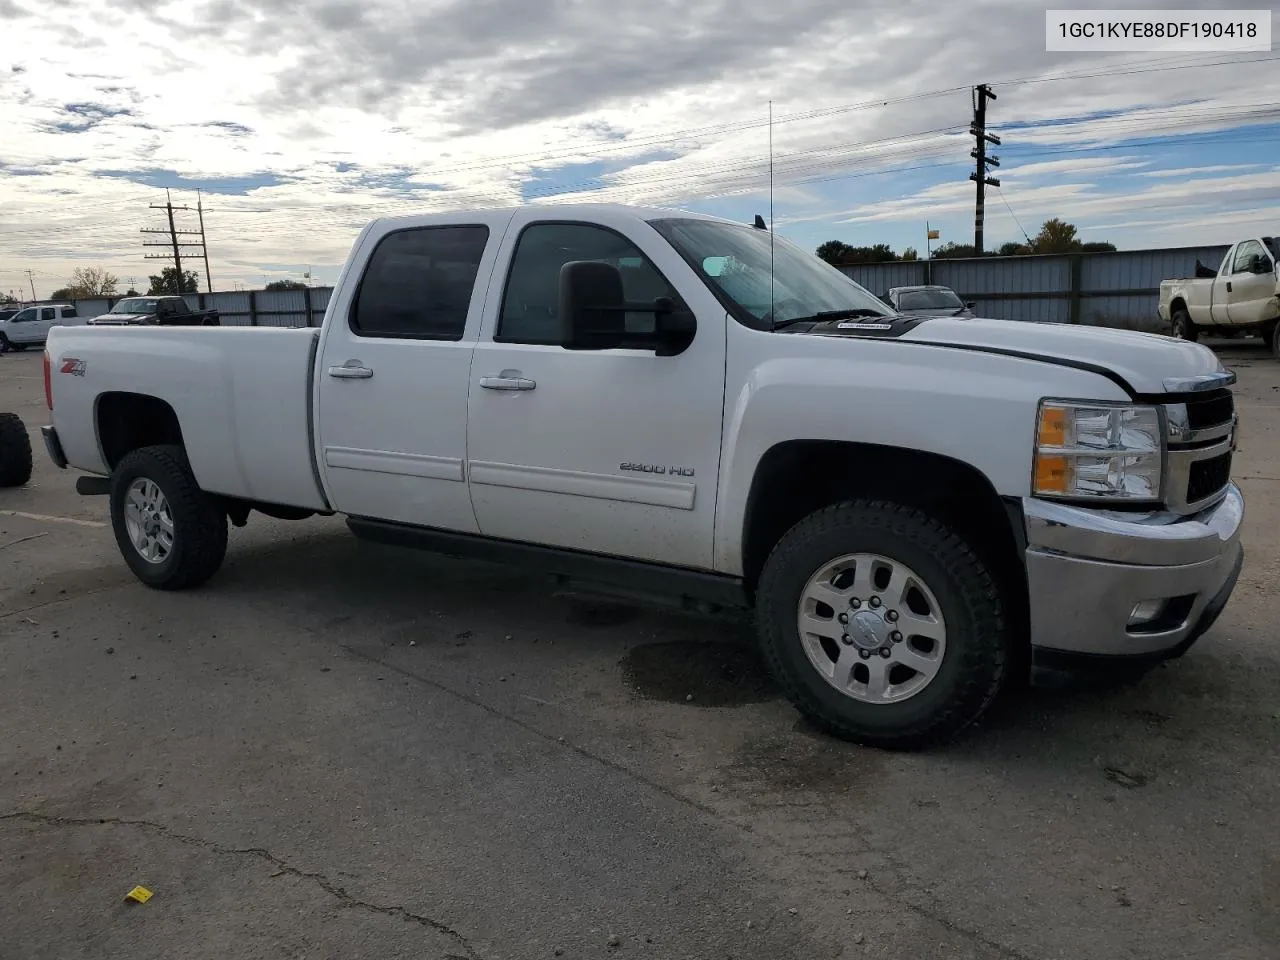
[0,333,10,353]
[0,412,33,488]
[756,500,1008,749]
[1271,320,1280,361]
[108,445,228,590]
[1171,308,1198,342]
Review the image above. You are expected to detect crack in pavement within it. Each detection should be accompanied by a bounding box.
[339,644,1040,960]
[0,810,481,960]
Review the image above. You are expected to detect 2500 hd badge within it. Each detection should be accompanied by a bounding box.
[619,462,695,477]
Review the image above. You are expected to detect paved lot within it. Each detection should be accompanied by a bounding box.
[1,341,1278,960]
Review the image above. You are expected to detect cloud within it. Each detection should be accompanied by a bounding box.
[2,0,1279,292]
[1137,164,1264,178]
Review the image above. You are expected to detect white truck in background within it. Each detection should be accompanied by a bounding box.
[40,203,1245,748]
[0,303,84,352]
[1159,236,1280,356]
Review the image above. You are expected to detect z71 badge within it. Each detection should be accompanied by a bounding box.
[620,462,695,478]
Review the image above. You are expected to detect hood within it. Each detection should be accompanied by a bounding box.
[810,314,1229,396]
[89,313,150,324]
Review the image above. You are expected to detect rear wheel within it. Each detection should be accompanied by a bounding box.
[755,500,1008,749]
[0,412,33,487]
[1171,308,1198,342]
[1270,320,1280,361]
[109,445,227,590]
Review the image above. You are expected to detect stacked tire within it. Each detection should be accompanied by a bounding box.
[0,412,32,488]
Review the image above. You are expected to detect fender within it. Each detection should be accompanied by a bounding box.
[711,341,1131,575]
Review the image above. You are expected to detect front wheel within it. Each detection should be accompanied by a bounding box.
[755,500,1008,749]
[1171,309,1198,342]
[109,445,228,590]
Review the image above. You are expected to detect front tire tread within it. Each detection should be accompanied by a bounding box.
[756,499,1007,750]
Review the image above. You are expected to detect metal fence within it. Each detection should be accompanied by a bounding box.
[31,242,1234,334]
[54,287,336,328]
[838,244,1232,331]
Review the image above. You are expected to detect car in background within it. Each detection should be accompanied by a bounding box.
[0,303,84,352]
[884,285,975,318]
[87,295,219,327]
[1159,236,1280,357]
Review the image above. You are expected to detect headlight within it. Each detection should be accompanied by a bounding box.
[1033,400,1163,502]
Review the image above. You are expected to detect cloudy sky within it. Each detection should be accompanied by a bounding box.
[1,0,1278,297]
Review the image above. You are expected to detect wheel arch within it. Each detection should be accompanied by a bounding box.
[95,392,185,471]
[739,439,1029,654]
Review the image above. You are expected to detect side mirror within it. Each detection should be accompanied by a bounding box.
[558,260,696,355]
[965,301,976,309]
[558,261,627,351]
[1253,255,1274,275]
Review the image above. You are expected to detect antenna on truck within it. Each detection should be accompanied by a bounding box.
[768,100,775,323]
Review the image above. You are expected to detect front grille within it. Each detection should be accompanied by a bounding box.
[1187,452,1232,505]
[1184,391,1234,430]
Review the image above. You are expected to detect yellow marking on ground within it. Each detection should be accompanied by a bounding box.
[0,509,106,528]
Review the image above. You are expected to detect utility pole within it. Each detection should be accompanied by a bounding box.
[25,269,36,301]
[196,189,213,293]
[969,84,1001,255]
[142,189,211,294]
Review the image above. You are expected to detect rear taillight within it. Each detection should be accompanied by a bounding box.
[43,349,52,409]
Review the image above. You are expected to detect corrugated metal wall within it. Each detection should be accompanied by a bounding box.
[840,243,1232,329]
[44,242,1239,333]
[54,288,332,327]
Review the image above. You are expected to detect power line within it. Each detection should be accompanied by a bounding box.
[994,187,1033,245]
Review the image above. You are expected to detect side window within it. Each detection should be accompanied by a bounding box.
[63,307,77,318]
[497,222,680,345]
[351,225,489,340]
[40,308,55,321]
[1232,240,1263,274]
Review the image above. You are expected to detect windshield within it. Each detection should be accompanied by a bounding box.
[650,218,892,326]
[111,298,158,314]
[896,288,964,311]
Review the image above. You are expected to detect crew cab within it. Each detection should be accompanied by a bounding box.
[87,295,219,327]
[0,303,83,351]
[1159,237,1280,356]
[40,204,1245,748]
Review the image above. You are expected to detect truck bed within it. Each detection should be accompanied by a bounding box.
[46,326,328,511]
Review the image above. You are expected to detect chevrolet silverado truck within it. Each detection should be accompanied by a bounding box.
[87,295,220,327]
[39,203,1245,748]
[1158,236,1280,356]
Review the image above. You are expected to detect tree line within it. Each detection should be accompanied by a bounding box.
[816,218,1117,266]
[41,267,309,301]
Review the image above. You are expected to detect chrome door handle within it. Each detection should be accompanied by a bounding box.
[480,375,536,391]
[328,361,373,379]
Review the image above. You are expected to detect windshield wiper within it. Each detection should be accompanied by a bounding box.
[771,308,893,330]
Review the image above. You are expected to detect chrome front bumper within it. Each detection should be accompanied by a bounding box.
[1022,483,1244,659]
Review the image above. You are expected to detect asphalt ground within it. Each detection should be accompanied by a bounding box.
[1,340,1277,960]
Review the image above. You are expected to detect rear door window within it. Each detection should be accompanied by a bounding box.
[350,225,490,340]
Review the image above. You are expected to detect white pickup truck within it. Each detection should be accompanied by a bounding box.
[1159,236,1280,356]
[0,303,83,352]
[40,203,1245,748]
